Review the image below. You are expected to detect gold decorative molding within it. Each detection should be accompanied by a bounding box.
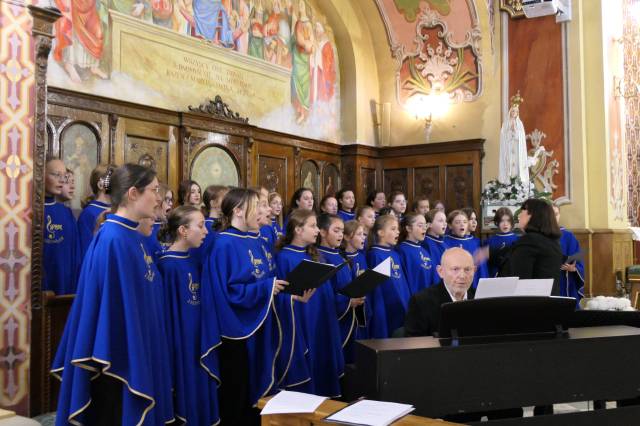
[500,0,525,18]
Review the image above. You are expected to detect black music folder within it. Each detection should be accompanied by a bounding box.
[563,250,585,264]
[339,257,391,299]
[284,259,347,296]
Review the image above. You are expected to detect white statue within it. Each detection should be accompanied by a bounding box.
[498,93,529,185]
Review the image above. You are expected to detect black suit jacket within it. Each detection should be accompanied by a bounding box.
[404,282,475,337]
[490,230,563,296]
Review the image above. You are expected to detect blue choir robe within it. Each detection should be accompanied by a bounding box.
[260,224,278,252]
[189,217,218,269]
[43,197,80,295]
[272,246,313,392]
[317,247,357,364]
[444,235,489,289]
[276,245,344,397]
[484,232,520,277]
[366,245,411,338]
[52,214,174,426]
[157,251,220,425]
[337,209,356,223]
[422,234,447,269]
[271,219,283,241]
[201,227,281,405]
[560,228,585,306]
[141,222,164,262]
[77,200,109,258]
[345,250,371,342]
[396,240,437,294]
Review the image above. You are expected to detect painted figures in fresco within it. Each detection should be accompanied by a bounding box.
[51,0,337,124]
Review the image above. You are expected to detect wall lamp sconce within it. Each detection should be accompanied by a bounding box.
[405,88,450,143]
[614,76,639,99]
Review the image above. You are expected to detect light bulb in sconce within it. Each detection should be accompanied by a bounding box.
[405,88,451,143]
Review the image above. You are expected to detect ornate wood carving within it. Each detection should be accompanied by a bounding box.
[188,95,249,124]
[29,5,60,311]
[383,169,408,195]
[361,167,377,196]
[500,0,525,18]
[108,113,119,163]
[341,157,356,191]
[414,166,440,201]
[259,155,286,195]
[445,165,474,210]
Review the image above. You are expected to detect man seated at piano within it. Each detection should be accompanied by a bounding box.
[404,247,476,337]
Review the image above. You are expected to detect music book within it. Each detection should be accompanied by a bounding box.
[325,399,414,426]
[284,259,347,296]
[563,250,585,264]
[475,277,554,299]
[260,391,327,415]
[338,257,391,299]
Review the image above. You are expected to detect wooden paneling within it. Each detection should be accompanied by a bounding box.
[383,168,408,195]
[255,141,294,203]
[414,167,440,203]
[445,165,474,211]
[590,230,634,296]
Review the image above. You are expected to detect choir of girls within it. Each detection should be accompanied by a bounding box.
[49,158,585,425]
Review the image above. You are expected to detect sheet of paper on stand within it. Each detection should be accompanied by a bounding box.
[515,279,554,296]
[475,277,519,299]
[325,399,415,426]
[260,390,328,415]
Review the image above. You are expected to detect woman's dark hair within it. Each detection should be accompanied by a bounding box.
[399,212,424,242]
[493,207,514,227]
[158,205,201,244]
[219,187,259,231]
[276,208,318,260]
[82,163,116,207]
[378,206,395,217]
[461,207,477,220]
[366,189,385,208]
[202,185,228,217]
[336,188,355,212]
[520,198,561,239]
[287,187,314,216]
[178,180,201,206]
[319,195,337,213]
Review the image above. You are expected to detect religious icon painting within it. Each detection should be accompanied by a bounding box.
[300,160,320,196]
[60,122,100,211]
[125,136,169,183]
[322,163,340,197]
[191,145,240,189]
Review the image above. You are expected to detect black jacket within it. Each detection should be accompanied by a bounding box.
[404,282,475,337]
[490,230,563,296]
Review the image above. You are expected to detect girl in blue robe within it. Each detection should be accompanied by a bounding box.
[444,210,489,289]
[275,210,344,397]
[317,214,364,365]
[484,207,520,277]
[201,188,285,424]
[268,192,284,239]
[43,159,80,295]
[52,164,174,426]
[342,220,371,361]
[336,188,356,223]
[397,213,437,294]
[422,209,448,270]
[553,205,585,307]
[77,165,114,258]
[157,206,220,425]
[367,214,411,338]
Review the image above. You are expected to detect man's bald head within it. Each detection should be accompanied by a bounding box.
[438,247,475,300]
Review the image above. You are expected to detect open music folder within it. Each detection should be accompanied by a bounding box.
[284,259,348,296]
[338,257,391,299]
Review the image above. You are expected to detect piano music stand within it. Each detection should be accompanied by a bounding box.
[438,296,576,344]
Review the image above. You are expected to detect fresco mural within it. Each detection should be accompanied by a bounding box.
[48,0,341,142]
[375,0,482,106]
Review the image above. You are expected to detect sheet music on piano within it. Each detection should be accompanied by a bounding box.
[475,277,554,299]
[325,399,415,426]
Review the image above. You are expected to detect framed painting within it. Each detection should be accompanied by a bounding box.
[191,145,240,189]
[300,160,320,197]
[60,122,100,211]
[322,163,340,197]
[125,136,169,183]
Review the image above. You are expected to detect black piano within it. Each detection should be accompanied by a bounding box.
[345,297,640,425]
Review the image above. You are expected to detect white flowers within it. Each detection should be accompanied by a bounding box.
[584,296,635,311]
[481,177,533,204]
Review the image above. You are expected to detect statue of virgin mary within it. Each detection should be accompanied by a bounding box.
[498,93,529,185]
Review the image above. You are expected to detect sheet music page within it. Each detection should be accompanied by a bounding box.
[475,277,519,299]
[260,391,327,415]
[372,257,391,277]
[515,279,554,296]
[325,399,414,426]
